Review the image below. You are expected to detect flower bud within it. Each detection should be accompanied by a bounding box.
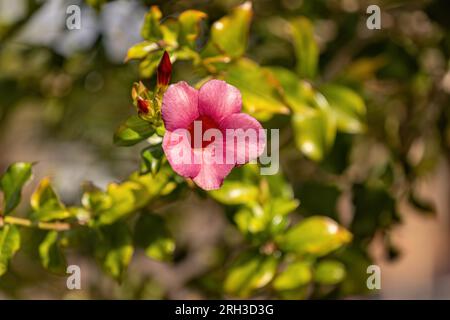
[137,97,150,115]
[157,51,172,88]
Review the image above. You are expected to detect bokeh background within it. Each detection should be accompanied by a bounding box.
[1,0,450,299]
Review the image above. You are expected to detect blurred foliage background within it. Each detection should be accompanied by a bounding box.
[1,0,450,299]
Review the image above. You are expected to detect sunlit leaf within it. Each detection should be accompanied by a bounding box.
[0,162,33,215]
[30,178,70,222]
[320,84,366,134]
[125,41,159,62]
[273,260,312,290]
[0,225,20,277]
[276,216,352,257]
[224,252,278,297]
[209,181,259,205]
[178,10,207,49]
[234,205,266,234]
[289,17,318,79]
[113,115,155,146]
[225,59,289,120]
[97,181,145,225]
[268,67,325,112]
[292,108,336,161]
[39,231,67,275]
[203,1,252,59]
[139,51,164,79]
[81,184,112,213]
[160,18,179,48]
[141,6,163,41]
[314,259,346,285]
[128,166,174,202]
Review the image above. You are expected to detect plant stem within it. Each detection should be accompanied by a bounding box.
[1,216,71,231]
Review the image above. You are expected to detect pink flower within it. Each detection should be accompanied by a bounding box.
[162,80,265,190]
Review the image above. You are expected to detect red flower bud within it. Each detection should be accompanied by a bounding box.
[137,97,149,114]
[157,51,172,87]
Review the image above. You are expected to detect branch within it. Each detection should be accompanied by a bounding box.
[1,216,71,231]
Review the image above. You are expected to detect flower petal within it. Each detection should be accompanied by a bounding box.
[163,129,201,178]
[162,81,199,131]
[220,113,266,165]
[198,80,241,123]
[192,139,235,190]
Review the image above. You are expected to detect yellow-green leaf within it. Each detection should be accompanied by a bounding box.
[273,260,312,291]
[141,6,163,41]
[224,253,278,297]
[97,181,145,225]
[0,162,33,215]
[314,259,346,285]
[292,108,336,161]
[320,84,366,134]
[225,59,290,120]
[0,225,20,277]
[209,181,259,205]
[290,17,319,79]
[276,216,352,257]
[178,10,207,49]
[39,231,67,275]
[125,41,159,62]
[204,1,252,59]
[30,178,70,222]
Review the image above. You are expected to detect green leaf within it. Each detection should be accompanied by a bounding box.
[134,213,175,262]
[234,205,267,235]
[38,231,67,275]
[140,145,164,176]
[141,6,163,41]
[209,181,259,205]
[268,67,325,112]
[276,216,352,257]
[113,115,155,146]
[273,260,312,291]
[0,162,33,215]
[320,84,366,134]
[81,184,112,213]
[30,178,70,222]
[225,59,289,120]
[267,67,337,160]
[96,181,145,225]
[269,198,299,216]
[128,166,174,201]
[292,108,336,161]
[203,1,252,58]
[289,17,319,79]
[139,52,164,79]
[160,18,179,48]
[96,222,134,281]
[314,259,346,285]
[0,225,21,277]
[125,41,159,62]
[178,10,207,49]
[224,252,278,297]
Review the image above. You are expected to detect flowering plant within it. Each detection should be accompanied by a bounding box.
[0,1,443,299]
